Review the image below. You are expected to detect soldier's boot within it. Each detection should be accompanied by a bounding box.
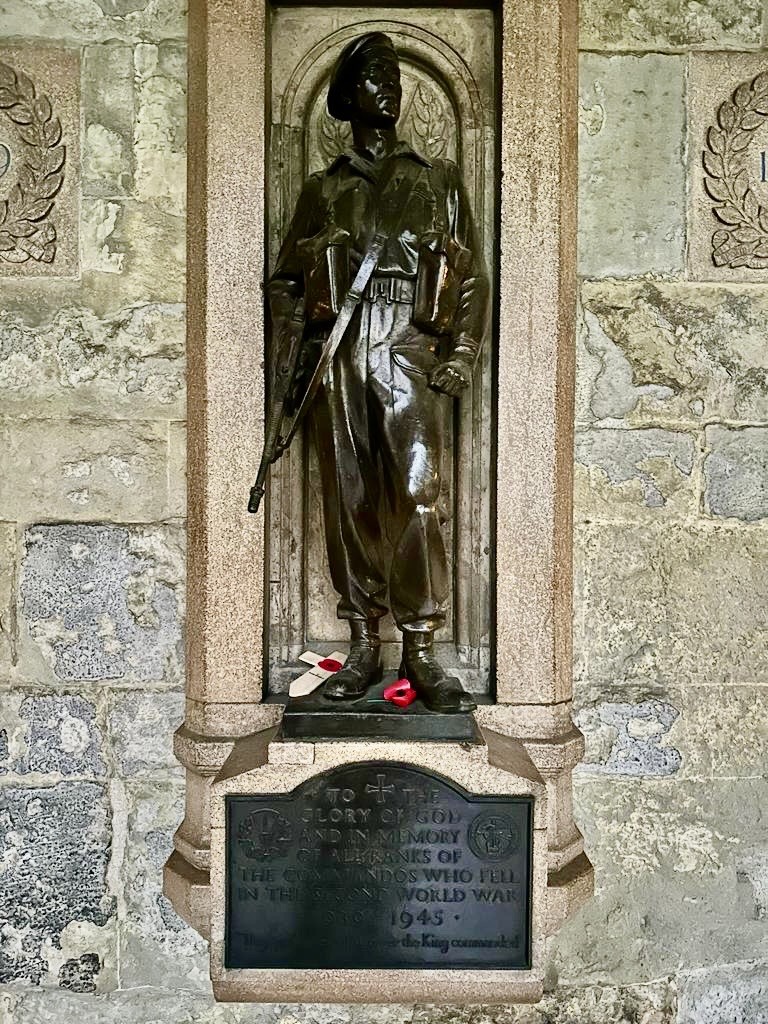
[399,629,477,714]
[323,618,383,700]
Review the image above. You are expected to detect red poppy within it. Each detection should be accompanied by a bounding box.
[383,678,417,708]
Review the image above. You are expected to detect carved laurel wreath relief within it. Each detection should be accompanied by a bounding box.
[314,74,451,170]
[0,61,65,265]
[704,71,768,270]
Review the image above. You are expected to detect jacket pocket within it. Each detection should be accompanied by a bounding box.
[297,227,350,326]
[412,231,472,336]
[390,345,440,377]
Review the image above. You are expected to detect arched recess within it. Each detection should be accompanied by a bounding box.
[266,12,496,695]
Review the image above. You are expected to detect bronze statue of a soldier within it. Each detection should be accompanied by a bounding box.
[258,32,489,713]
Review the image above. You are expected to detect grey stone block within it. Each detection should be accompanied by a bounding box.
[551,778,768,984]
[0,0,185,43]
[575,699,681,777]
[80,198,185,304]
[678,961,768,1024]
[580,0,762,51]
[0,783,114,984]
[82,44,134,197]
[737,852,768,921]
[678,686,768,780]
[13,695,104,776]
[20,524,183,685]
[120,781,208,991]
[705,426,768,522]
[0,522,16,672]
[109,691,183,776]
[576,522,768,690]
[57,952,101,993]
[579,55,685,277]
[579,281,768,427]
[575,428,696,516]
[413,981,675,1022]
[133,43,186,218]
[0,302,186,421]
[2,988,415,1023]
[0,420,171,524]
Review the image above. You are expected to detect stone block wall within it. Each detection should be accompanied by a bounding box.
[0,2,766,1023]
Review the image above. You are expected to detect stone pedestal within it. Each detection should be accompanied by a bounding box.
[209,729,549,1004]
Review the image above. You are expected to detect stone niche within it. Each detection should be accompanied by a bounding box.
[164,0,593,1005]
[266,7,495,696]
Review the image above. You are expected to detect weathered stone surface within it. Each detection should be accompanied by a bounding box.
[578,55,685,278]
[577,522,768,690]
[704,426,768,522]
[57,953,101,993]
[82,44,134,197]
[109,691,183,776]
[0,419,170,522]
[0,783,114,984]
[81,199,185,303]
[579,281,768,427]
[133,43,186,217]
[575,428,696,519]
[167,420,186,518]
[678,686,768,780]
[413,980,675,1022]
[677,961,768,1024]
[120,781,208,990]
[1,989,414,1023]
[0,0,185,44]
[0,523,16,671]
[580,0,762,51]
[0,303,185,420]
[574,699,681,777]
[0,694,104,776]
[20,524,183,685]
[737,853,768,921]
[551,778,768,984]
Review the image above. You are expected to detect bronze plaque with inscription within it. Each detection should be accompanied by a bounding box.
[225,763,532,970]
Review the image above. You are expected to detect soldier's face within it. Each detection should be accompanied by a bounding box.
[350,55,402,126]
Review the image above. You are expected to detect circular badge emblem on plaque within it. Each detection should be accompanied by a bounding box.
[468,812,520,861]
[237,808,293,860]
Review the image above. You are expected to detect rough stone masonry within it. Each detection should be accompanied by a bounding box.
[0,0,767,1022]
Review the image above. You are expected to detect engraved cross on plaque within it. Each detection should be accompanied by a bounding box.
[365,773,394,804]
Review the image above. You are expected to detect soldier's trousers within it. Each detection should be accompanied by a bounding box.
[310,285,449,633]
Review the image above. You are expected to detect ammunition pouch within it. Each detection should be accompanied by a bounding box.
[412,231,472,336]
[297,227,350,326]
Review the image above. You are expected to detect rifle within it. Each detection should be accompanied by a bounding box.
[247,298,306,514]
[248,167,420,514]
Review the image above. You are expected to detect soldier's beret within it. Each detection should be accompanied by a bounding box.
[327,32,398,121]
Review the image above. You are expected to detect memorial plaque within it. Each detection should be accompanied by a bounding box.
[226,763,532,970]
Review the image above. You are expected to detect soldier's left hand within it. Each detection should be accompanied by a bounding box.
[429,359,471,397]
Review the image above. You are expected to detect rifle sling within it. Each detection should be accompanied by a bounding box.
[279,165,420,451]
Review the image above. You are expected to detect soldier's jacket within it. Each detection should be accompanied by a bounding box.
[268,141,489,371]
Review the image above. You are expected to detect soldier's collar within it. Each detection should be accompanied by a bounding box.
[327,141,432,177]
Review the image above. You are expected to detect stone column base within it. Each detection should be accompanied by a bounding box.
[164,850,211,940]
